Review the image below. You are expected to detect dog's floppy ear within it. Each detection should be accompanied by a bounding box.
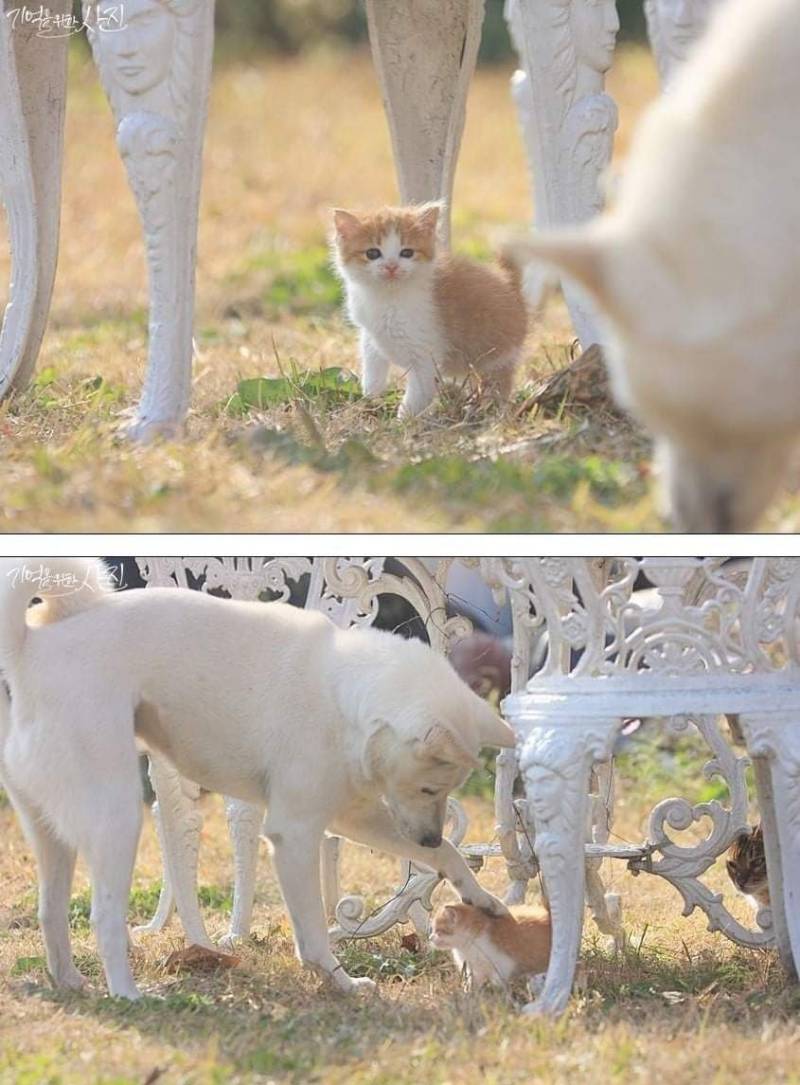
[361,721,395,781]
[415,723,482,771]
[469,696,516,749]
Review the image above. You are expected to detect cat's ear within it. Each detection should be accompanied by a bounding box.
[332,209,364,240]
[414,201,443,235]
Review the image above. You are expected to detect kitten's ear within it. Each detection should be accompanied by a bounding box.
[414,201,443,234]
[333,209,364,240]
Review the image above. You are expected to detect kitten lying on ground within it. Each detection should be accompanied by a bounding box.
[332,203,527,417]
[727,824,770,909]
[432,902,551,990]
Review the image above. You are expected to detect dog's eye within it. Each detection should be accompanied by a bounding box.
[421,787,436,796]
[365,248,382,260]
[399,248,414,258]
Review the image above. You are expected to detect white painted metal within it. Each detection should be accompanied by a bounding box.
[486,557,800,1016]
[504,0,620,346]
[0,2,69,395]
[644,0,720,88]
[83,0,214,440]
[364,0,485,249]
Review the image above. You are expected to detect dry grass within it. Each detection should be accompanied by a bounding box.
[6,42,780,532]
[2,731,800,1085]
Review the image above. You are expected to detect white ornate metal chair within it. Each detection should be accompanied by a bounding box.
[485,557,800,1016]
[1,1,721,434]
[133,556,621,955]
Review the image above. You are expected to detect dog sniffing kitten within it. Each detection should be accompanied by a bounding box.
[432,902,551,989]
[332,203,527,417]
[727,824,770,908]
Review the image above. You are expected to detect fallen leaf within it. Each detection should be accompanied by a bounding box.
[162,944,240,975]
[400,933,422,954]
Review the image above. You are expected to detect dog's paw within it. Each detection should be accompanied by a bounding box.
[217,932,244,953]
[348,976,378,995]
[53,966,88,992]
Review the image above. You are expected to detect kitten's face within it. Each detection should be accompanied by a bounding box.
[430,905,459,949]
[332,204,439,288]
[726,825,769,898]
[431,903,475,949]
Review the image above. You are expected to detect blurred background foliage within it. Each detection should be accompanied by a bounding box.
[212,0,647,59]
[75,1,647,59]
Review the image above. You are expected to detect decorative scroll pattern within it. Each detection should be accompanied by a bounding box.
[483,557,800,962]
[484,558,800,681]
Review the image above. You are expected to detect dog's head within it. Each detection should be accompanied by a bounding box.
[360,651,515,848]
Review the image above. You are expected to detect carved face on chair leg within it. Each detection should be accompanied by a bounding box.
[95,0,177,97]
[656,0,714,66]
[571,0,620,76]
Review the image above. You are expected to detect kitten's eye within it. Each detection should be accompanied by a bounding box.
[365,248,382,260]
[399,248,415,259]
[421,787,436,796]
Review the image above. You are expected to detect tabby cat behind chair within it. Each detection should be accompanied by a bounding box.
[726,824,769,908]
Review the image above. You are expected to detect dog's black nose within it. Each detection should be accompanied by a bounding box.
[419,832,443,848]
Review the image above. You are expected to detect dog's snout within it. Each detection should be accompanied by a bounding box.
[419,831,443,849]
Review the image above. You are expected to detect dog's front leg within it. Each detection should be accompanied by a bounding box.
[333,808,510,917]
[265,822,376,994]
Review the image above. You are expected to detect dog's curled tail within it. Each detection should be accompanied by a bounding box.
[0,557,113,671]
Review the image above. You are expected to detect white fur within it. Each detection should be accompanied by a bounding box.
[0,558,514,999]
[516,0,800,530]
[335,235,446,417]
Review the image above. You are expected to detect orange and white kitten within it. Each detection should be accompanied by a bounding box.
[332,203,527,417]
[431,902,551,989]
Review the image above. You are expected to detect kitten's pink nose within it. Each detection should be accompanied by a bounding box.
[383,262,400,277]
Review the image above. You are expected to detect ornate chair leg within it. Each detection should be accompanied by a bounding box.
[518,717,619,1015]
[0,4,69,395]
[83,1,214,440]
[321,834,342,922]
[143,755,213,948]
[585,762,624,948]
[495,747,532,905]
[504,0,620,348]
[365,0,484,248]
[739,713,800,980]
[222,797,263,948]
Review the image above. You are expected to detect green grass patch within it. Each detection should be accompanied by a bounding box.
[225,365,360,415]
[228,244,342,317]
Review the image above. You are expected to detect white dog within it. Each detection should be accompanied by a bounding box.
[0,558,514,1000]
[510,0,800,531]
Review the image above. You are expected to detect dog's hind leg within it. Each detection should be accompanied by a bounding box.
[264,819,376,994]
[5,782,84,991]
[85,790,143,1000]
